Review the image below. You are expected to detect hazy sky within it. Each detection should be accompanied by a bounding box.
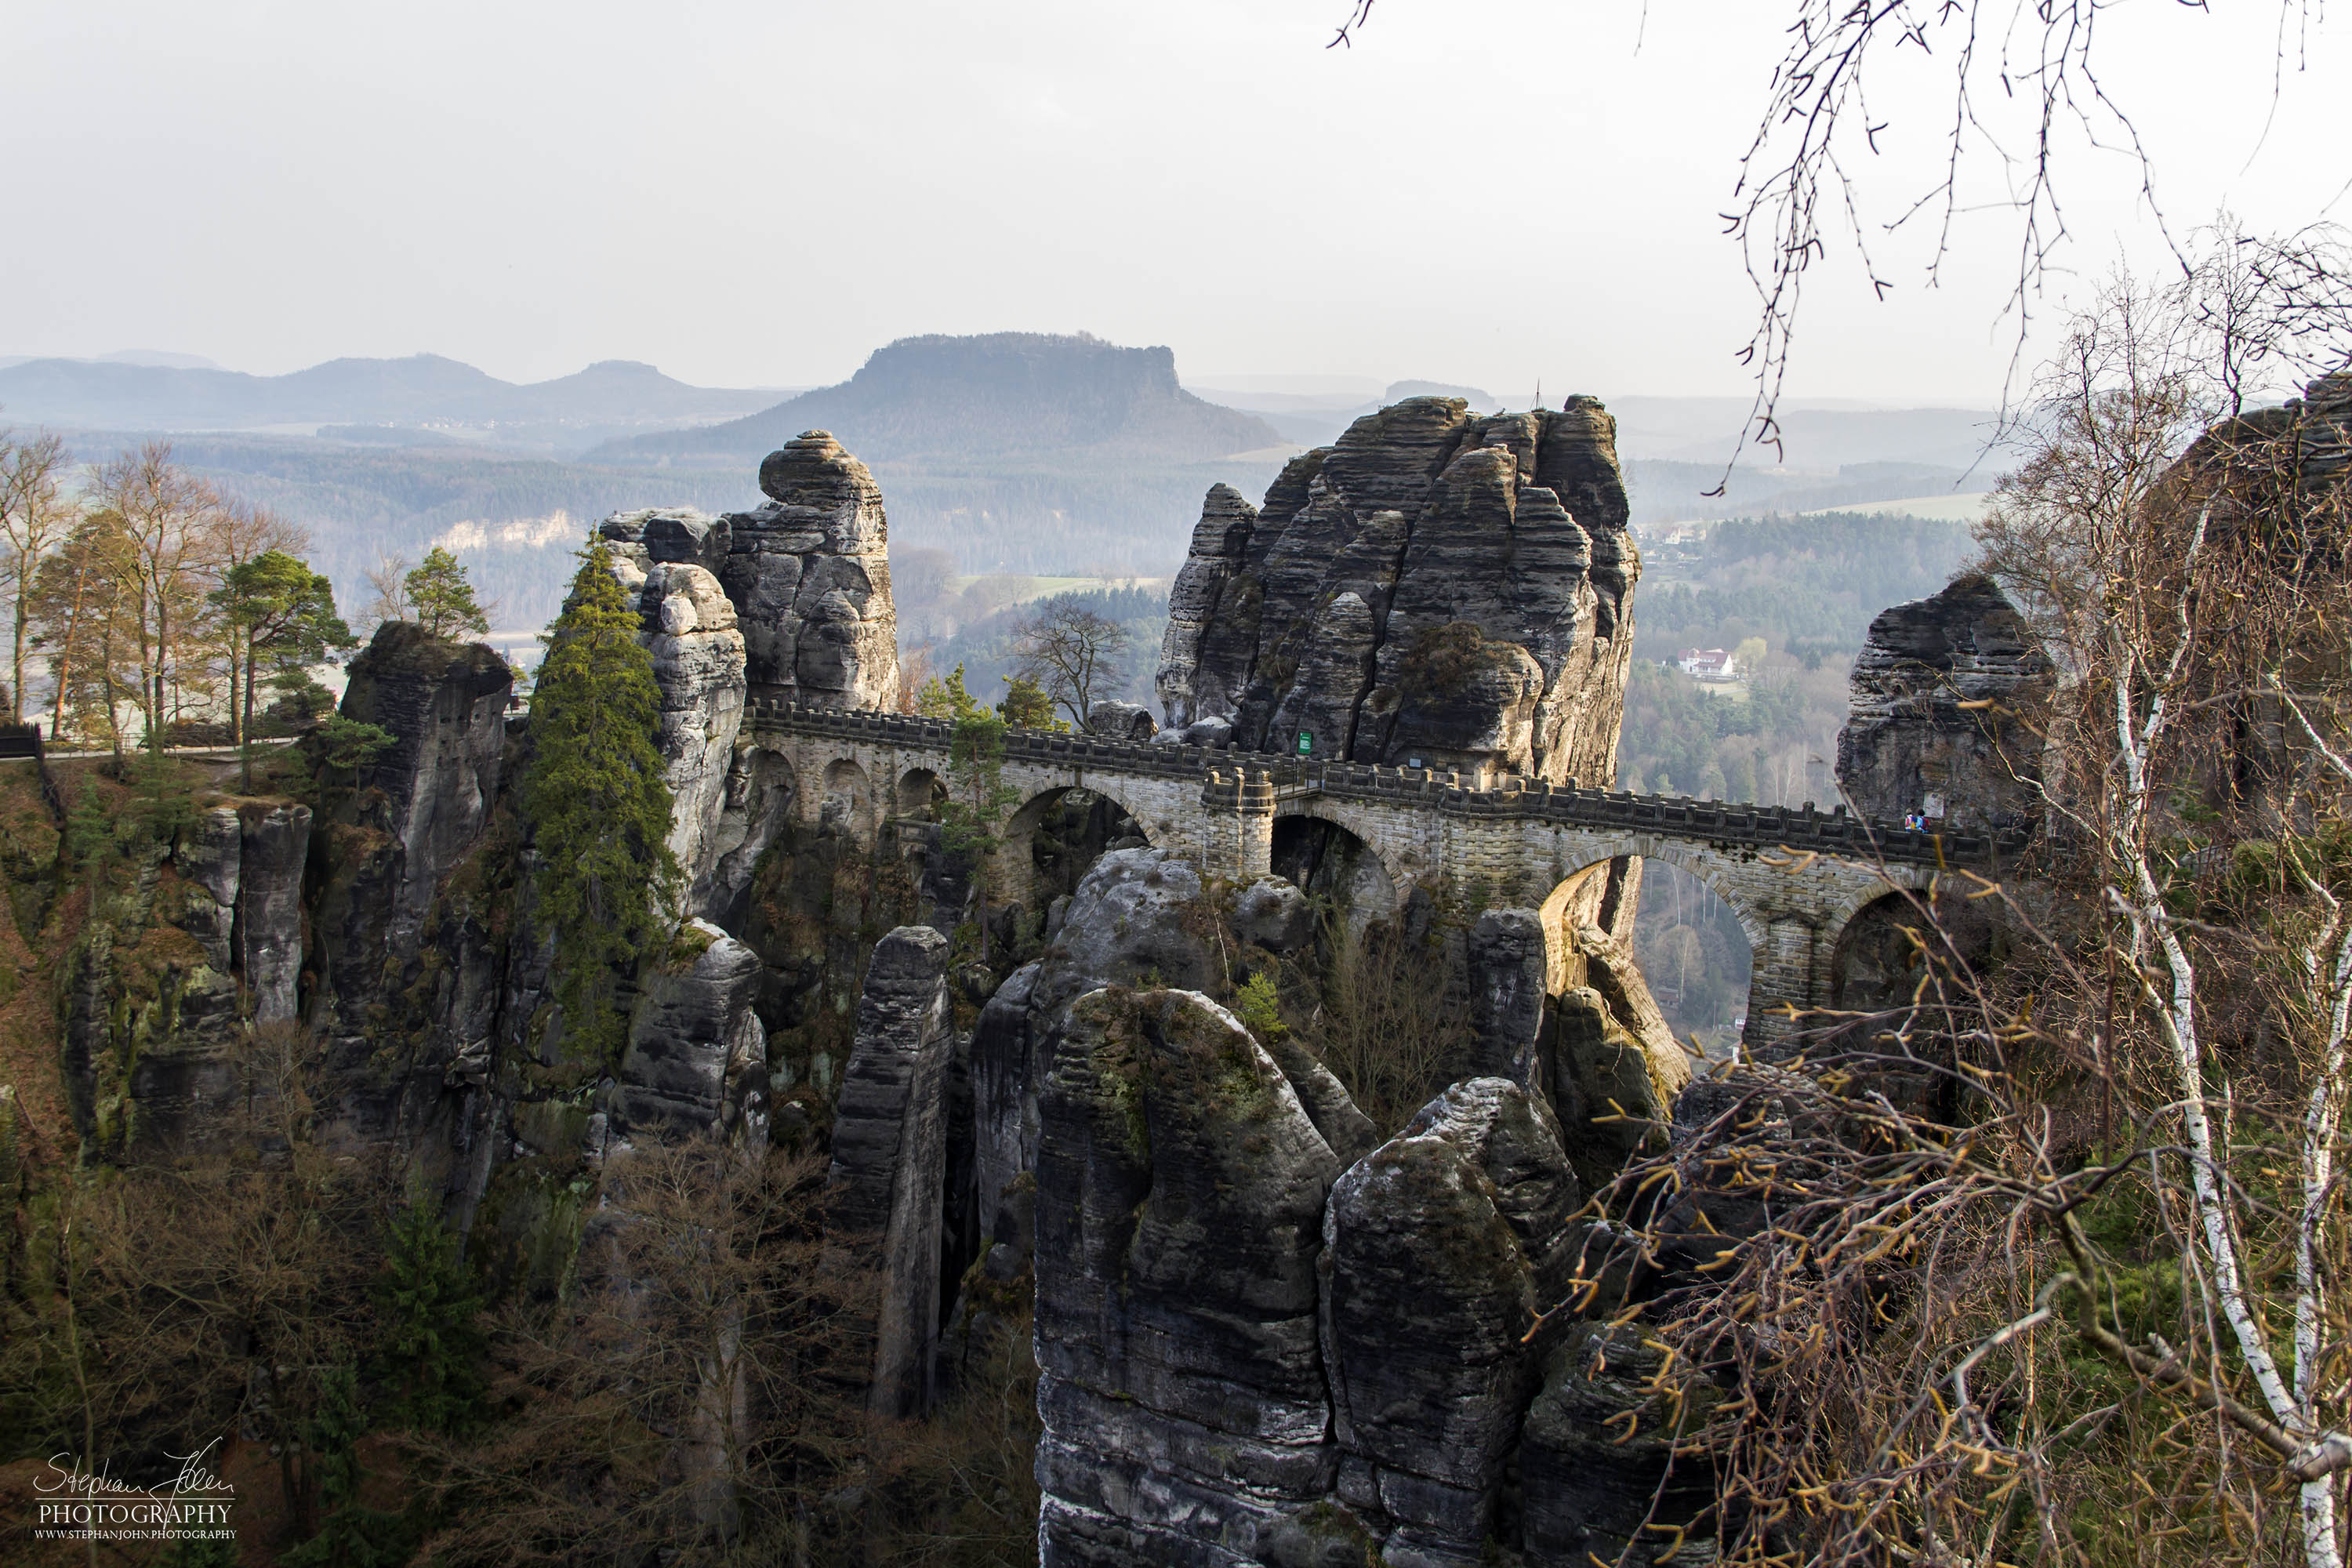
[6,0,2343,404]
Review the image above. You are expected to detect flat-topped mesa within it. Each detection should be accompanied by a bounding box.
[1155,394,1638,785]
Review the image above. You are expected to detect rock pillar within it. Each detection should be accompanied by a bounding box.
[827,924,955,1417]
[238,804,312,1024]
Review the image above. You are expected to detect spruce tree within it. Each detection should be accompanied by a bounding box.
[522,540,677,1062]
[373,1201,485,1433]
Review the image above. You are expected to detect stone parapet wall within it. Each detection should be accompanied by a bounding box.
[746,701,2020,871]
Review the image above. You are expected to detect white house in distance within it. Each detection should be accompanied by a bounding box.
[1677,647,1739,681]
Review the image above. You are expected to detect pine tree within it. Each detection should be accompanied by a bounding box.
[916,661,983,721]
[997,673,1067,731]
[279,1363,415,1568]
[211,550,356,789]
[522,540,678,1062]
[373,1201,485,1434]
[401,546,489,640]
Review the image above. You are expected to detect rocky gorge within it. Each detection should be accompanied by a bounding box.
[6,390,2055,1566]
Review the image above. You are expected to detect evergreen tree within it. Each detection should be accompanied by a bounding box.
[1236,970,1287,1042]
[522,540,677,1062]
[211,550,356,789]
[311,714,395,803]
[916,661,984,721]
[67,776,111,887]
[401,546,489,640]
[279,1364,415,1568]
[997,673,1066,731]
[373,1201,485,1434]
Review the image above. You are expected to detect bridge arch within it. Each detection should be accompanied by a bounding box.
[896,766,946,820]
[1272,812,1400,925]
[1267,800,1414,915]
[821,757,874,845]
[1537,839,1769,953]
[996,782,1158,916]
[1535,842,1777,1057]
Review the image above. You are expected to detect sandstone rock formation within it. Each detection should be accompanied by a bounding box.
[615,919,768,1144]
[598,514,750,896]
[325,621,514,960]
[1034,986,1347,1565]
[1156,396,1639,783]
[734,431,898,709]
[238,803,312,1023]
[1835,574,2052,834]
[1322,1077,1583,1564]
[1086,699,1157,739]
[827,925,954,1417]
[1465,907,1548,1090]
[597,430,899,719]
[1520,1324,1719,1567]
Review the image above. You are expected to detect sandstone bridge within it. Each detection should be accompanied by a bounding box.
[746,698,2020,1050]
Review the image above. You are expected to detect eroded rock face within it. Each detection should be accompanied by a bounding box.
[1321,1077,1583,1565]
[1520,1324,1719,1567]
[1835,574,2052,833]
[597,517,750,897]
[615,920,768,1144]
[725,430,899,710]
[1156,396,1638,783]
[238,804,311,1024]
[323,622,513,969]
[176,808,242,971]
[1466,908,1548,1091]
[1032,847,1221,1018]
[1034,986,1347,1566]
[827,924,954,1417]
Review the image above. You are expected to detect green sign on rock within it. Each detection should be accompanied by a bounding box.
[1297,731,1312,754]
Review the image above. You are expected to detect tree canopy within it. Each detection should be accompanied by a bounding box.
[403,546,489,640]
[521,540,677,1062]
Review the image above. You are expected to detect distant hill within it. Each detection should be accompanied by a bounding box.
[0,354,781,449]
[593,332,1286,467]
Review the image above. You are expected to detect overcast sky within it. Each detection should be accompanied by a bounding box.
[5,0,2343,405]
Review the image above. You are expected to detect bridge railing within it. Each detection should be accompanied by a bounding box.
[745,699,2022,868]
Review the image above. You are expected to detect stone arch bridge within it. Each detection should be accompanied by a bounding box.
[746,698,2022,1050]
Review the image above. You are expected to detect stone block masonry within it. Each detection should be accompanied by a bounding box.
[745,701,2005,1052]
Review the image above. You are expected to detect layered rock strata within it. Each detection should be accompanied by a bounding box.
[1834,574,2053,834]
[828,925,955,1417]
[1321,1077,1584,1564]
[1033,986,1347,1566]
[599,513,750,896]
[596,429,898,717]
[1156,396,1638,783]
[739,432,898,708]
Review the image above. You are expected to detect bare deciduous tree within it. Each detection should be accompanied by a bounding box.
[1330,2,2336,474]
[1565,251,2352,1566]
[1009,597,1133,730]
